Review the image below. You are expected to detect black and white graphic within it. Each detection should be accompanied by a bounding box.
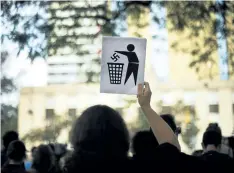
[107,63,124,84]
[115,44,139,85]
[100,36,147,95]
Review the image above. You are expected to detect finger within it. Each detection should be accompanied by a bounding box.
[138,83,143,96]
[144,82,151,93]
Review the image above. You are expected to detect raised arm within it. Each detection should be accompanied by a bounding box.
[137,82,181,150]
[115,51,129,56]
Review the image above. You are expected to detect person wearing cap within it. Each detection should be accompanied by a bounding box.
[1,140,28,173]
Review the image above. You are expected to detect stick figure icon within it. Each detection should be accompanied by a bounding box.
[115,44,139,85]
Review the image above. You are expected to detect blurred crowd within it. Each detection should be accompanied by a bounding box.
[1,83,234,173]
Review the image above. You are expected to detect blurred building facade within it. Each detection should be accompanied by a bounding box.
[47,1,104,84]
[18,3,234,152]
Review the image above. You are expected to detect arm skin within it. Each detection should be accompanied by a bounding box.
[138,82,181,151]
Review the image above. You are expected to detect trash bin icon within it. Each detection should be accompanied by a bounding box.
[107,63,124,84]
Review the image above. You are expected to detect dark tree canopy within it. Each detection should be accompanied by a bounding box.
[1,51,18,137]
[1,1,233,81]
[164,1,234,78]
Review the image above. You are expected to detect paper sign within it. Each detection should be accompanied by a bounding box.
[100,36,147,95]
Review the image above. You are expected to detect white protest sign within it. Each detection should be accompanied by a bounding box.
[100,36,147,95]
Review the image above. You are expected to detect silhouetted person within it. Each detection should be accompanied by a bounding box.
[1,131,19,166]
[200,131,233,172]
[132,131,158,161]
[206,123,233,158]
[63,105,130,173]
[1,140,27,173]
[49,143,67,171]
[132,114,181,162]
[31,147,37,161]
[31,144,60,173]
[63,82,190,173]
[115,44,139,85]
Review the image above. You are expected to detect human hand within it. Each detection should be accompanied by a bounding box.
[137,82,152,108]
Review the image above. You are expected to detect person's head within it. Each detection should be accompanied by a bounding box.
[32,144,56,173]
[202,131,222,151]
[7,140,26,164]
[31,146,37,159]
[132,131,158,159]
[160,114,181,136]
[70,105,129,160]
[127,44,135,52]
[2,131,19,149]
[160,114,177,132]
[206,123,222,135]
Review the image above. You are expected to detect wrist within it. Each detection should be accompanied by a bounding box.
[140,104,152,111]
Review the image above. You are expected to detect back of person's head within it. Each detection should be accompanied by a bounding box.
[149,114,180,136]
[132,131,158,160]
[31,147,37,153]
[2,131,19,149]
[7,140,26,163]
[192,150,203,156]
[70,105,129,160]
[202,131,222,149]
[206,123,222,135]
[32,144,56,173]
[160,114,177,133]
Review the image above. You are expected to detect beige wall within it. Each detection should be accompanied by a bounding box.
[19,82,234,152]
[18,84,140,139]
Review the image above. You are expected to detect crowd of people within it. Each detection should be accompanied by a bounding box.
[1,82,234,173]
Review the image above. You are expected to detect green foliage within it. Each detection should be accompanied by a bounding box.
[1,51,16,94]
[3,1,233,81]
[164,1,234,77]
[182,122,199,150]
[1,104,18,138]
[1,51,18,137]
[1,1,50,60]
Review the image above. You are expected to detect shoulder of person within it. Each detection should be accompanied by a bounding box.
[155,143,181,160]
[156,143,179,152]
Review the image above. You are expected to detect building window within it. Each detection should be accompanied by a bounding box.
[68,109,76,117]
[46,109,55,120]
[209,104,219,113]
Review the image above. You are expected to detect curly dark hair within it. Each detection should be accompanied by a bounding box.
[69,105,129,160]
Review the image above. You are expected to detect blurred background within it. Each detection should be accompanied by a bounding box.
[1,0,234,154]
